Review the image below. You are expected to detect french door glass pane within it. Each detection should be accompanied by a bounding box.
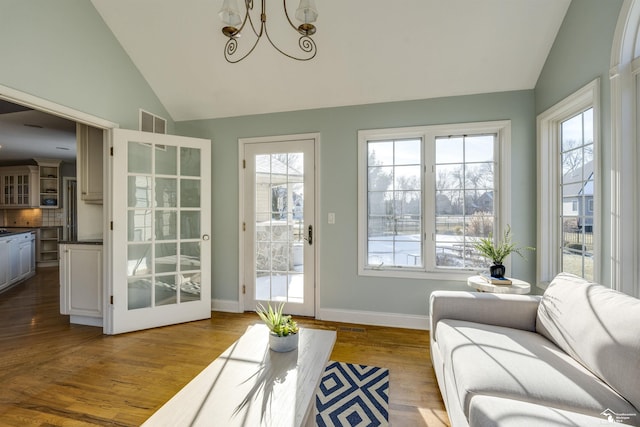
[155,145,177,175]
[126,142,202,310]
[128,142,151,174]
[255,152,305,303]
[181,147,200,176]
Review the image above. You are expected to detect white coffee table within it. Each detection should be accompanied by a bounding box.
[467,275,531,294]
[142,324,336,427]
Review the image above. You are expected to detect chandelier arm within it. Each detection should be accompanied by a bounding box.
[282,0,301,32]
[234,0,262,38]
[224,32,262,63]
[263,25,316,61]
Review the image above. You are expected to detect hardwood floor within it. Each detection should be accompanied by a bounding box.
[0,267,449,426]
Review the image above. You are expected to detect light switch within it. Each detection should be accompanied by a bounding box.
[328,212,335,224]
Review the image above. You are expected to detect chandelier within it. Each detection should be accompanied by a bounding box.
[218,0,318,63]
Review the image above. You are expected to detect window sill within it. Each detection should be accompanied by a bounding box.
[358,267,480,281]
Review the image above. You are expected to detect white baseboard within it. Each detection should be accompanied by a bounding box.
[212,299,242,313]
[209,299,430,330]
[317,308,430,330]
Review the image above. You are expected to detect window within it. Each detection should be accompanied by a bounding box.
[537,79,599,285]
[358,121,511,279]
[560,108,594,279]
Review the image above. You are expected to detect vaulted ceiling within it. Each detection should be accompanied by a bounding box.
[0,0,572,162]
[90,0,571,121]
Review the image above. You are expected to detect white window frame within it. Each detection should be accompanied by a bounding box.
[537,79,600,287]
[358,120,511,280]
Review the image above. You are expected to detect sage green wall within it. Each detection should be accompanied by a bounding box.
[0,0,172,131]
[534,0,623,287]
[177,90,536,316]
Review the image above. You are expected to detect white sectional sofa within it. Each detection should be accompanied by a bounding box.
[430,273,640,426]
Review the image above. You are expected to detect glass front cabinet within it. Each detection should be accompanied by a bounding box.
[0,166,39,208]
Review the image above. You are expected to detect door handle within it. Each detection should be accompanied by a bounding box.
[305,225,312,245]
[202,234,210,241]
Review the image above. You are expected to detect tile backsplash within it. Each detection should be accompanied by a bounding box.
[0,208,64,227]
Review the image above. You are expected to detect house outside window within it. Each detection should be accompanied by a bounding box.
[358,121,511,280]
[537,79,599,285]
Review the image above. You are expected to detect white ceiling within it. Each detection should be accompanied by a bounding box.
[91,0,571,121]
[0,108,76,162]
[0,0,571,163]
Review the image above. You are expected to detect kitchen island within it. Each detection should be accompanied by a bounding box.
[0,229,36,293]
[59,240,103,327]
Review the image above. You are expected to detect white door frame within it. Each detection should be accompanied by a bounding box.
[0,84,118,333]
[238,133,321,316]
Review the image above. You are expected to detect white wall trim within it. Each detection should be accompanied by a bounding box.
[0,84,119,129]
[610,0,640,296]
[211,299,242,313]
[536,78,600,286]
[0,84,120,334]
[318,308,430,331]
[357,120,512,280]
[237,132,321,316]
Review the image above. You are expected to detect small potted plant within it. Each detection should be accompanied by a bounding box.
[256,302,299,352]
[472,225,534,278]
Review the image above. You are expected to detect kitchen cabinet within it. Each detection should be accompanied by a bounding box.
[37,227,61,266]
[0,231,36,292]
[36,159,61,208]
[77,124,103,204]
[0,166,39,208]
[0,239,7,290]
[59,243,103,327]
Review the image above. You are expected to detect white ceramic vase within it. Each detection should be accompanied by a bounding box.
[269,332,299,352]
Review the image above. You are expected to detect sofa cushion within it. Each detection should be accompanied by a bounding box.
[436,319,638,423]
[536,272,640,410]
[469,395,637,427]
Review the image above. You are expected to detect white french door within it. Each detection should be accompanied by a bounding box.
[107,129,211,334]
[242,137,316,317]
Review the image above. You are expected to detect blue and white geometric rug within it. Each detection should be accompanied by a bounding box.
[316,361,389,427]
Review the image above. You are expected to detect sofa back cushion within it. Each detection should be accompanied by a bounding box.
[536,272,640,410]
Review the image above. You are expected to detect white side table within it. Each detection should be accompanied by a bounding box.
[467,275,531,294]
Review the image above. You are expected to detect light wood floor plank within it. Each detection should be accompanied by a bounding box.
[0,267,449,426]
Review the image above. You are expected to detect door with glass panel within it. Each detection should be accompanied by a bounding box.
[108,129,211,334]
[243,138,315,317]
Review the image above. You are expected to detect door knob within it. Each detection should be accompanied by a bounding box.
[202,234,210,241]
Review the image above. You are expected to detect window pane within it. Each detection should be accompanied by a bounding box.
[435,165,463,190]
[435,137,463,164]
[394,139,421,165]
[368,141,394,166]
[560,108,595,280]
[435,134,497,270]
[465,135,494,163]
[366,138,423,268]
[394,165,421,190]
[465,163,494,189]
[368,166,392,191]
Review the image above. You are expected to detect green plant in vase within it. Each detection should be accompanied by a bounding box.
[472,224,534,278]
[256,302,299,352]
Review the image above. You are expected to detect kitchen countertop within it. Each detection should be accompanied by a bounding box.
[0,228,37,237]
[58,240,103,245]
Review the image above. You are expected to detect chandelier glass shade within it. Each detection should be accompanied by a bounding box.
[218,0,318,63]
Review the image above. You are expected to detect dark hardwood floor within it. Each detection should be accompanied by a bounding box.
[0,267,449,426]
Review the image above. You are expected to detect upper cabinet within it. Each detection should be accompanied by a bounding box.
[0,165,39,208]
[77,124,103,204]
[36,159,62,208]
